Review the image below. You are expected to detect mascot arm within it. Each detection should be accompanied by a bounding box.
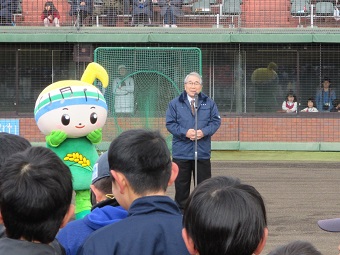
[46,130,68,147]
[86,128,102,144]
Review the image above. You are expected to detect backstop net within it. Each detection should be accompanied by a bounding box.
[94,47,202,146]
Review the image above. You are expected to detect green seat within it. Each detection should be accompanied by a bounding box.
[291,0,310,16]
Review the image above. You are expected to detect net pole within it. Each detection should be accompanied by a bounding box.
[194,95,198,187]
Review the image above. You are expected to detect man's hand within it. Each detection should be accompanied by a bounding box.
[46,130,67,147]
[186,129,204,140]
[87,128,102,144]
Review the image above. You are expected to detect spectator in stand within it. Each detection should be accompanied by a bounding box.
[315,77,336,112]
[56,151,128,255]
[0,0,19,25]
[0,146,74,254]
[182,176,268,255]
[330,99,340,112]
[41,1,60,27]
[132,0,151,25]
[103,0,124,26]
[282,90,297,113]
[267,240,322,255]
[0,132,31,238]
[78,129,190,255]
[300,97,318,112]
[159,0,183,27]
[69,0,93,26]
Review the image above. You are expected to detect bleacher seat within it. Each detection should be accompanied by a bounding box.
[192,0,215,13]
[222,0,242,15]
[290,0,310,15]
[315,2,334,16]
[291,0,310,27]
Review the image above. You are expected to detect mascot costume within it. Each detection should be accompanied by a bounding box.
[34,62,109,219]
[251,62,279,112]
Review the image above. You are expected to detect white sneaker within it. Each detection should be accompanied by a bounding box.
[56,24,60,27]
[171,24,177,28]
[163,24,170,27]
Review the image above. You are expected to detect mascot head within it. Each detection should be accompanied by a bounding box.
[34,63,109,138]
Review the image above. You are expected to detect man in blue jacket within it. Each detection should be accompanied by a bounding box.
[166,71,221,211]
[56,151,128,255]
[78,129,189,255]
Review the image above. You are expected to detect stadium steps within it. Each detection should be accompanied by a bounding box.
[242,0,292,28]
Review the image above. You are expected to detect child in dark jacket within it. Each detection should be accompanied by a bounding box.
[41,1,60,27]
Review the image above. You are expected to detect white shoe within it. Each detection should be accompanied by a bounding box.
[163,24,170,27]
[56,24,60,27]
[171,24,177,28]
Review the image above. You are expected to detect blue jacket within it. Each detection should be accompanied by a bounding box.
[78,196,190,255]
[57,202,128,255]
[315,88,336,112]
[166,91,221,160]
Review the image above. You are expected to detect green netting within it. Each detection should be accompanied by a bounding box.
[94,47,202,146]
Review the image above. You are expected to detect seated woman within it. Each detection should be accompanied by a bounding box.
[69,0,93,26]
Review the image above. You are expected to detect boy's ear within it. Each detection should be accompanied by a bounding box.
[168,162,179,187]
[60,204,75,228]
[0,211,3,224]
[182,228,198,255]
[253,227,268,255]
[110,170,127,194]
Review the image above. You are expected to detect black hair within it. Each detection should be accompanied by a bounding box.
[332,98,340,107]
[90,177,113,206]
[286,90,297,102]
[43,1,58,14]
[267,240,322,255]
[0,146,73,243]
[323,77,331,83]
[0,133,31,168]
[307,97,316,107]
[183,176,267,255]
[108,129,172,195]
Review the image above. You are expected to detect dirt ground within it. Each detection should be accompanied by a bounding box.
[167,161,340,255]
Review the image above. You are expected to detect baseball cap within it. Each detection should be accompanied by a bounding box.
[317,218,340,232]
[118,65,126,71]
[91,151,110,184]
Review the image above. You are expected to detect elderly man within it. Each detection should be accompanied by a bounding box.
[166,71,221,211]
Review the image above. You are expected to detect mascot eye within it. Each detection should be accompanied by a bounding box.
[90,112,98,124]
[61,114,70,126]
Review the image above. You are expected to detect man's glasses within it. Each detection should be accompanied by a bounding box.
[186,81,201,86]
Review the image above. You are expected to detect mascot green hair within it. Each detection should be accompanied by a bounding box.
[34,63,109,219]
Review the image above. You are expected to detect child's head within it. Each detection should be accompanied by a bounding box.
[0,133,31,167]
[333,99,340,109]
[286,91,296,102]
[307,98,315,108]
[0,146,73,243]
[44,1,55,10]
[182,176,268,255]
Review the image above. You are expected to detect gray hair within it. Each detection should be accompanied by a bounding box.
[184,72,202,85]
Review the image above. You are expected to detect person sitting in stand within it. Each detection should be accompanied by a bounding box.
[300,97,318,112]
[132,0,151,25]
[159,0,182,27]
[0,0,19,25]
[69,0,93,26]
[41,1,60,27]
[282,90,297,113]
